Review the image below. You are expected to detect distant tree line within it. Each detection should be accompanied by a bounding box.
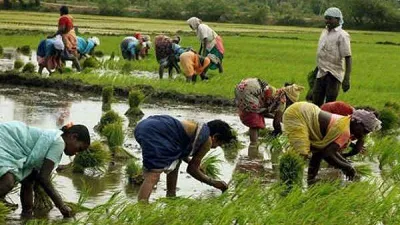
[2,0,400,30]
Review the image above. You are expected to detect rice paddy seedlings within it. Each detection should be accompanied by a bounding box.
[379,108,399,132]
[94,50,104,58]
[102,85,114,111]
[33,183,53,212]
[82,57,101,69]
[121,61,134,74]
[73,141,111,173]
[0,202,8,225]
[13,59,24,70]
[102,122,124,147]
[222,140,244,163]
[22,62,35,73]
[354,164,373,178]
[125,159,144,185]
[200,153,223,179]
[384,101,400,113]
[18,45,31,56]
[125,89,144,118]
[278,151,304,193]
[96,110,123,133]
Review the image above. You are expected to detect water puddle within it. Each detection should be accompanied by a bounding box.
[0,85,256,223]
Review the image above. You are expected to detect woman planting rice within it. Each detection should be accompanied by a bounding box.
[179,50,215,83]
[76,36,100,59]
[37,35,65,75]
[187,17,224,73]
[120,36,141,61]
[134,115,235,202]
[283,102,381,185]
[234,78,304,157]
[0,121,90,217]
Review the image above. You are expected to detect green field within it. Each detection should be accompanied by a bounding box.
[1,10,399,109]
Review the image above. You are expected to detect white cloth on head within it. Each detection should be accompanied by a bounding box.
[187,17,202,30]
[89,36,100,46]
[324,7,344,25]
[352,109,382,132]
[54,35,65,51]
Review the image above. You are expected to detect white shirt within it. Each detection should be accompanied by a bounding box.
[196,24,218,51]
[316,26,351,82]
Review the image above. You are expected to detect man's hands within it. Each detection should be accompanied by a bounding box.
[342,78,350,92]
[211,180,228,192]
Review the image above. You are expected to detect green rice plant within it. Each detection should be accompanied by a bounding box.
[125,90,144,117]
[121,61,134,74]
[0,202,9,224]
[384,101,400,113]
[33,183,53,212]
[354,164,373,177]
[94,50,104,58]
[65,180,92,213]
[102,85,114,111]
[200,153,223,179]
[22,62,35,73]
[367,135,400,181]
[125,159,144,184]
[13,59,24,70]
[278,151,304,192]
[379,108,399,132]
[96,110,123,133]
[82,57,101,69]
[18,45,31,55]
[73,141,111,173]
[102,122,124,147]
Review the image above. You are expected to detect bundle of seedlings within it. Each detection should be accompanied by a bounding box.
[33,182,53,212]
[379,107,400,133]
[13,59,24,70]
[0,203,8,224]
[278,151,304,194]
[200,153,223,179]
[121,61,135,74]
[102,86,114,111]
[94,50,104,58]
[102,122,132,159]
[72,141,111,173]
[82,57,101,69]
[95,110,123,134]
[65,181,92,213]
[125,159,144,184]
[354,164,373,178]
[125,90,144,117]
[18,45,31,56]
[22,62,35,73]
[306,67,318,101]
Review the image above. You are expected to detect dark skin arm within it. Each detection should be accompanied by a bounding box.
[342,56,352,92]
[342,137,364,158]
[322,142,356,180]
[272,111,283,135]
[186,138,227,192]
[36,159,74,217]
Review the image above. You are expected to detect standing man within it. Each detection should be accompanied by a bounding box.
[312,7,352,106]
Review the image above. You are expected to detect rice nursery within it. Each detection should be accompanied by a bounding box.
[0,8,400,225]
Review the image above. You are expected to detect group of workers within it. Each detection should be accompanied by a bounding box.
[37,6,100,75]
[0,5,385,220]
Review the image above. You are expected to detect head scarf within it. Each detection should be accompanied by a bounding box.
[324,7,344,25]
[54,35,65,51]
[88,36,100,46]
[187,17,202,30]
[352,109,382,132]
[282,84,305,102]
[142,35,151,42]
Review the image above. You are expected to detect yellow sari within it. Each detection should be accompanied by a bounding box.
[282,102,350,156]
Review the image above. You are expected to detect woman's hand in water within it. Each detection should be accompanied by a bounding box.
[59,204,75,218]
[212,180,228,192]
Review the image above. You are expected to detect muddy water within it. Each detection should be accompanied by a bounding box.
[0,85,264,223]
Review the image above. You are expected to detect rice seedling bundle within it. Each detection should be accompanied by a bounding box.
[33,183,53,212]
[279,151,304,190]
[125,159,144,184]
[125,90,144,117]
[22,62,35,73]
[73,141,111,173]
[13,59,24,70]
[200,153,223,179]
[97,110,123,133]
